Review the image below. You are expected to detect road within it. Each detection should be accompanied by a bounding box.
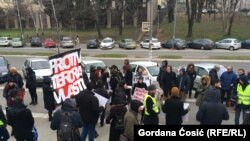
[1,45,250,59]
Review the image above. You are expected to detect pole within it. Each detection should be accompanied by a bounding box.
[173,0,177,39]
[149,0,153,62]
[16,0,23,39]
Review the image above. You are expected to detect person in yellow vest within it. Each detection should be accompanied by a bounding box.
[235,75,250,125]
[143,85,160,125]
[0,105,10,141]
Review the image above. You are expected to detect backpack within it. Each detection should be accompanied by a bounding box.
[58,112,73,141]
[115,114,125,130]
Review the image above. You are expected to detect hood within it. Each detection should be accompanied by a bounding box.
[62,98,75,111]
[200,75,211,87]
[130,100,143,113]
[239,75,249,85]
[204,88,220,103]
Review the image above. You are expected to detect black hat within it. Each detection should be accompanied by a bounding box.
[148,85,156,91]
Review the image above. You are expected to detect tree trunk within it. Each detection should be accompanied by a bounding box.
[196,0,205,23]
[225,0,240,36]
[95,17,103,39]
[221,0,226,30]
[133,10,138,27]
[187,0,197,38]
[5,15,9,29]
[107,7,111,28]
[119,11,123,35]
[168,0,175,23]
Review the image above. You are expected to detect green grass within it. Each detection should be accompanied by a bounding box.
[0,51,88,57]
[157,14,250,41]
[209,56,250,60]
[93,54,128,58]
[158,55,182,59]
[0,26,138,43]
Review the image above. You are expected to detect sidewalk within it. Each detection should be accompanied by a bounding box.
[6,117,110,141]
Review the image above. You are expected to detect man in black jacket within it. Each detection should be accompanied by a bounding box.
[75,82,104,141]
[7,97,34,141]
[26,67,38,105]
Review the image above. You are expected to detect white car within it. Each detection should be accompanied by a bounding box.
[100,37,115,49]
[60,36,74,48]
[215,38,241,51]
[140,38,161,49]
[178,63,226,89]
[130,61,160,85]
[0,37,12,47]
[22,58,52,84]
[81,59,107,78]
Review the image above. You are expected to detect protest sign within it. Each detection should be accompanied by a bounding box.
[133,87,148,103]
[49,49,86,104]
[133,75,151,87]
[94,92,109,107]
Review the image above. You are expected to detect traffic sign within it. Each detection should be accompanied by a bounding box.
[142,22,151,32]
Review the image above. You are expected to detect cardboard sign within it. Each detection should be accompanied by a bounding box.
[94,92,108,107]
[49,49,86,104]
[133,87,148,103]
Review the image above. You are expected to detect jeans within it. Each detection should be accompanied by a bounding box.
[80,122,96,141]
[234,104,249,125]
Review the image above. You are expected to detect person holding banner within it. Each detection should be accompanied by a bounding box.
[143,85,160,125]
[132,76,147,95]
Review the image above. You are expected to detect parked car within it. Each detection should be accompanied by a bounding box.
[130,61,160,85]
[178,63,226,89]
[30,37,42,47]
[22,58,51,84]
[100,37,115,49]
[187,38,215,50]
[87,38,99,49]
[161,38,186,49]
[241,39,250,49]
[0,56,10,84]
[60,36,74,48]
[140,38,161,49]
[81,59,107,78]
[12,38,25,48]
[0,37,12,47]
[215,38,241,51]
[207,8,219,13]
[119,38,137,49]
[44,38,57,48]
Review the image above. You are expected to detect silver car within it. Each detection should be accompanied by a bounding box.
[60,37,74,48]
[215,38,241,51]
[140,38,161,49]
[22,58,52,84]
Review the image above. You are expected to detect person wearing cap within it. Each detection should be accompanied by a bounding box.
[123,100,143,141]
[143,85,160,125]
[162,87,189,125]
[235,75,250,125]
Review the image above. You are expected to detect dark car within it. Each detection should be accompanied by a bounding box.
[241,39,250,49]
[0,56,10,84]
[30,37,42,47]
[87,39,99,49]
[187,39,215,50]
[161,38,186,49]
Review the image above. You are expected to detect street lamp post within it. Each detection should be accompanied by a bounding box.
[172,0,177,49]
[149,0,153,62]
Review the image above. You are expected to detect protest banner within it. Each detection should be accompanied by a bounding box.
[133,87,148,103]
[133,75,151,87]
[49,48,86,104]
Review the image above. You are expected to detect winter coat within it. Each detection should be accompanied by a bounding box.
[7,103,34,140]
[25,68,37,89]
[75,90,102,124]
[3,83,19,107]
[220,71,237,91]
[94,87,110,99]
[106,105,127,141]
[132,82,147,95]
[42,77,55,111]
[209,68,219,85]
[196,89,229,125]
[7,73,24,88]
[176,74,190,93]
[0,105,9,141]
[50,99,83,141]
[196,75,211,106]
[124,70,133,86]
[160,71,177,92]
[162,96,188,125]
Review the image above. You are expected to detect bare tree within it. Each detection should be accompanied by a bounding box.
[186,0,198,38]
[38,0,44,36]
[115,0,125,36]
[225,0,241,36]
[167,0,176,23]
[25,0,39,35]
[196,0,205,22]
